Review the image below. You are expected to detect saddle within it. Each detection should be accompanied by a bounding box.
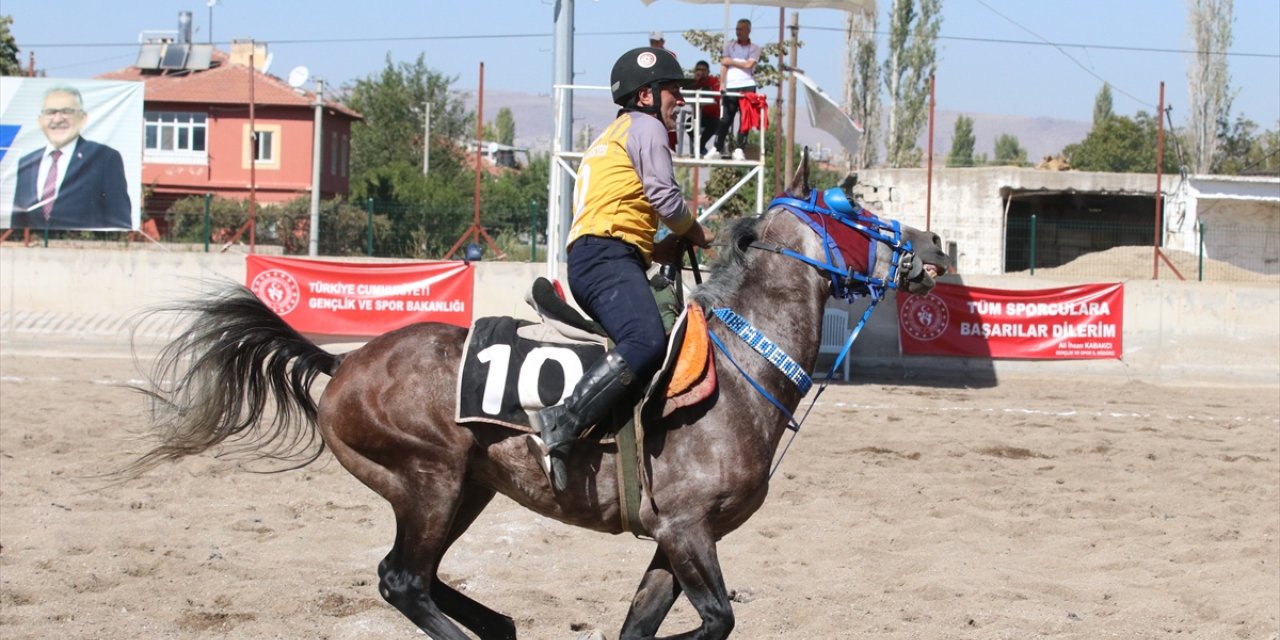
[455,277,716,431]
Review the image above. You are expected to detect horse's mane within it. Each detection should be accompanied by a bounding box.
[690,214,766,309]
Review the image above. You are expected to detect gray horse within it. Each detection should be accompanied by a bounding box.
[129,159,952,639]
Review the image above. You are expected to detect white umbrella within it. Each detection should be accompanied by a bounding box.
[640,0,872,12]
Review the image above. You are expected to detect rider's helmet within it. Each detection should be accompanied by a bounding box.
[610,47,693,113]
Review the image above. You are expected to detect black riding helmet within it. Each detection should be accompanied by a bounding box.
[610,47,693,116]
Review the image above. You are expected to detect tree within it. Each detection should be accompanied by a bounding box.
[1092,83,1114,125]
[344,54,473,181]
[492,107,516,146]
[844,10,879,169]
[947,115,975,167]
[1186,0,1234,173]
[0,15,19,76]
[993,133,1028,167]
[1062,111,1178,173]
[883,0,943,168]
[1213,116,1280,175]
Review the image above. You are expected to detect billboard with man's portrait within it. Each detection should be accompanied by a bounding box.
[0,78,143,232]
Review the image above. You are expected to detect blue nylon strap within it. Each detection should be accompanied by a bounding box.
[711,307,812,394]
[707,330,803,433]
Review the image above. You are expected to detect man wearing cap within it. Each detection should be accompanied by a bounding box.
[528,47,712,492]
[648,30,673,54]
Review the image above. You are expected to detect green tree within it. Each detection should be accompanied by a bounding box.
[1062,111,1178,173]
[493,107,516,146]
[1213,116,1280,176]
[947,115,975,167]
[0,16,19,76]
[1093,83,1114,125]
[344,54,473,180]
[883,0,942,168]
[993,133,1028,166]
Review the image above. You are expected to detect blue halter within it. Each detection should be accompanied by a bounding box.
[762,187,917,303]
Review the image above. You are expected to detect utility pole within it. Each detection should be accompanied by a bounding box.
[309,78,325,257]
[423,101,431,176]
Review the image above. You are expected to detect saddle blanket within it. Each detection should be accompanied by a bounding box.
[456,317,605,430]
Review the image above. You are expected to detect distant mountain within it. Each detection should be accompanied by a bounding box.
[461,90,1090,163]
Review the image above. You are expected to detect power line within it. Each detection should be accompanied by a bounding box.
[970,0,1155,110]
[23,28,1280,59]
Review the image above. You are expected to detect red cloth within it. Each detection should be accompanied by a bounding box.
[738,93,768,135]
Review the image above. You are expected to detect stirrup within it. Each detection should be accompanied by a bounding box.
[524,434,571,492]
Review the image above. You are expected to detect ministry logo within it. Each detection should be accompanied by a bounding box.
[249,269,301,316]
[899,292,948,341]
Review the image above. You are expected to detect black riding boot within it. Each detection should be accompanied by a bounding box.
[530,350,636,492]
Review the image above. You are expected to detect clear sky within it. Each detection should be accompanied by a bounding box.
[6,0,1278,129]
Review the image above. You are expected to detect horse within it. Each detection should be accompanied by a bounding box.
[128,159,952,640]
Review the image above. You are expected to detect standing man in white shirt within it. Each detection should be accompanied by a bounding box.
[712,18,761,159]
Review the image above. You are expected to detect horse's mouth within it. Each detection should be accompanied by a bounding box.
[904,261,947,295]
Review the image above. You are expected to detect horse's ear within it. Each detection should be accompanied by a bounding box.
[785,147,810,199]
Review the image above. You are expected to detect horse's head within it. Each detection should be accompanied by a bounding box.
[776,149,952,299]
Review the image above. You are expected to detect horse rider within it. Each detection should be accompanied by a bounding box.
[530,47,715,492]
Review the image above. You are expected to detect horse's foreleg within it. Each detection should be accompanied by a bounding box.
[619,549,682,639]
[651,528,734,640]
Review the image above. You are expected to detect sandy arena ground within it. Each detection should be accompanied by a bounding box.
[1,336,1277,639]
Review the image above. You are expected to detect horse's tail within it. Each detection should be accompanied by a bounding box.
[124,284,342,477]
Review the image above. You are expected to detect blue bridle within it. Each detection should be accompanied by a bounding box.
[757,187,919,303]
[707,187,922,475]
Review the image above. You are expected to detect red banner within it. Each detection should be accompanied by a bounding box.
[245,255,474,336]
[897,282,1124,359]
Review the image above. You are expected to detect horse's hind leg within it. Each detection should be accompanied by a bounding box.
[431,485,517,640]
[377,479,509,639]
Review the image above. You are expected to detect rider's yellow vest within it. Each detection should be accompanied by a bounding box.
[567,112,693,264]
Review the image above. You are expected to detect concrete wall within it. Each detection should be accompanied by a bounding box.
[853,168,1279,279]
[2,247,1276,385]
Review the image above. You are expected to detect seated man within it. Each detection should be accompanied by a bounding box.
[689,60,721,157]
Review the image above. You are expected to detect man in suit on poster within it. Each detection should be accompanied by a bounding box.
[10,85,132,231]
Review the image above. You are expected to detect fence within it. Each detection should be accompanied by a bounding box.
[7,199,1277,283]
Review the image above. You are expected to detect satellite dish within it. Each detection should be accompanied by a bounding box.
[287,65,309,88]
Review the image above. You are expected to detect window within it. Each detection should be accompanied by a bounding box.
[144,111,207,164]
[341,134,349,177]
[254,130,274,163]
[241,123,281,169]
[329,131,338,175]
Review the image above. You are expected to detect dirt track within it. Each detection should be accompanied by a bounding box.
[1,339,1277,639]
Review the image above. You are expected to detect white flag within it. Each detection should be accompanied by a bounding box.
[794,71,863,155]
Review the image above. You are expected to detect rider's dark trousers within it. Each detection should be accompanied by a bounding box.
[566,235,666,381]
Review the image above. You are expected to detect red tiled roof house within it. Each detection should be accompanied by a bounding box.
[98,44,362,220]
